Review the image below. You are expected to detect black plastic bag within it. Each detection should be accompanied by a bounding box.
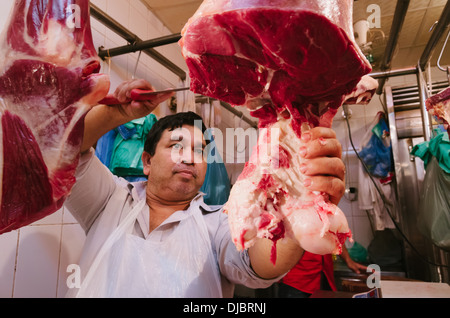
[368,229,403,267]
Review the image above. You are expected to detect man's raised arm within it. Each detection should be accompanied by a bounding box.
[81,79,174,153]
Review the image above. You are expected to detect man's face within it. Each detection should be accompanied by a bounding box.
[142,124,207,201]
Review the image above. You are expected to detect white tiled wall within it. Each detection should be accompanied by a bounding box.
[0,0,188,298]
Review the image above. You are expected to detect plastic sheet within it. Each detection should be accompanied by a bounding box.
[184,0,355,41]
[417,156,450,251]
[411,130,450,174]
[109,114,158,179]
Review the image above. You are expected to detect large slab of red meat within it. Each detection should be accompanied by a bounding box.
[0,0,109,234]
[180,0,378,261]
[426,87,450,134]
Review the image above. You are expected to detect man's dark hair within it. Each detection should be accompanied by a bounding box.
[144,111,209,156]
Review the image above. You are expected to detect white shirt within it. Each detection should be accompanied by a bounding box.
[64,149,281,298]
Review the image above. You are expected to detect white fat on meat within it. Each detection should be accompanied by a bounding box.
[223,119,351,263]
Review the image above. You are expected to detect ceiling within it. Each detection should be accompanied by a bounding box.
[140,0,450,72]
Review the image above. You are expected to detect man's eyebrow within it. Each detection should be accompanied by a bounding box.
[170,134,183,141]
[170,131,206,147]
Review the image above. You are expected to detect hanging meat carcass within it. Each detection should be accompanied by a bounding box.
[0,0,109,234]
[180,0,378,261]
[426,87,450,134]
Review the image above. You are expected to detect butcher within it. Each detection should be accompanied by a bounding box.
[64,78,346,298]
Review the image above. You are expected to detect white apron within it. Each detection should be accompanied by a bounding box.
[74,199,223,298]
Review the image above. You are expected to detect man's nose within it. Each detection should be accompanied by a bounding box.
[180,149,194,164]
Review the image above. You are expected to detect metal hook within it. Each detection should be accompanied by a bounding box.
[429,21,438,33]
[132,51,142,79]
[437,28,450,72]
[239,113,244,127]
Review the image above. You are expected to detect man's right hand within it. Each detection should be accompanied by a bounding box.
[81,79,174,153]
[112,79,175,121]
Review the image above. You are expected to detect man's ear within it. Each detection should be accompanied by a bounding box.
[142,152,151,175]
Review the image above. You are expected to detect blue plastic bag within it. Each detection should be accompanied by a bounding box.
[358,115,393,178]
[200,134,231,205]
[95,129,118,167]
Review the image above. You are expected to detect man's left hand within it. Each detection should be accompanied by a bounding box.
[299,127,345,205]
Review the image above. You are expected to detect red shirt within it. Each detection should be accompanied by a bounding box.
[281,251,337,294]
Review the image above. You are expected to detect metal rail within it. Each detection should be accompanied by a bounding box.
[376,0,410,95]
[89,3,187,80]
[369,67,417,79]
[98,33,182,59]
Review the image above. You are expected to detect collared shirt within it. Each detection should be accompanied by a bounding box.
[64,149,281,298]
